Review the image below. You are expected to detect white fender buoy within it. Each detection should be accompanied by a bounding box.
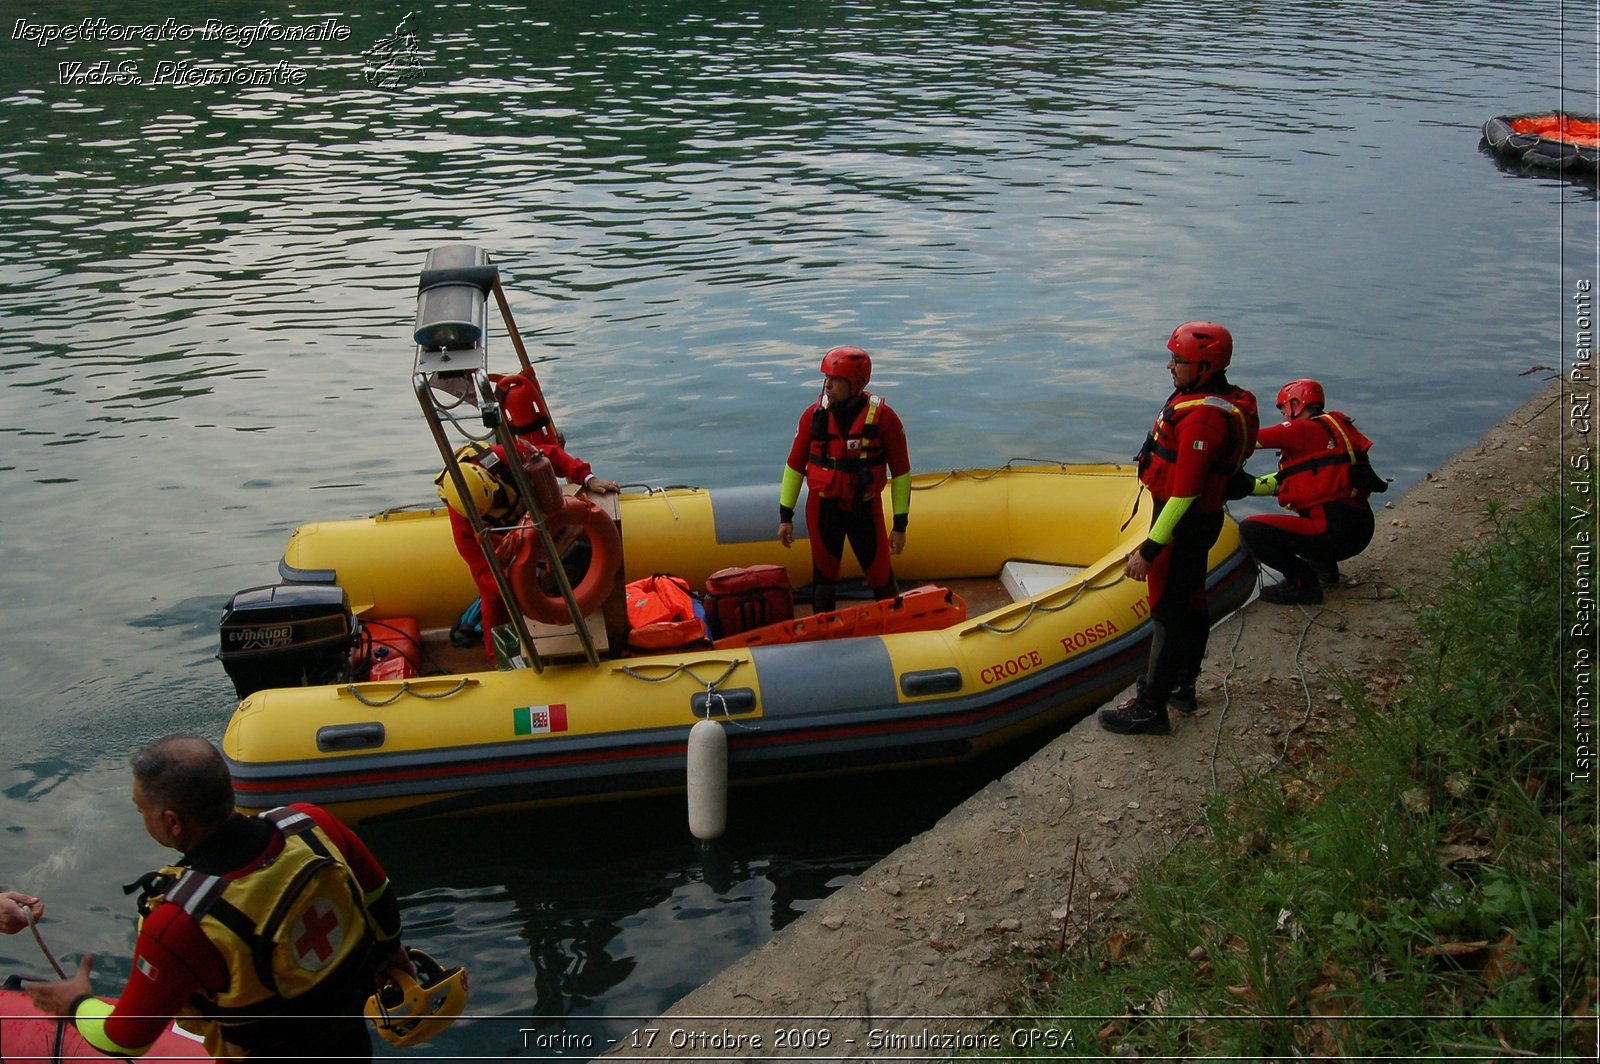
[686,717,728,840]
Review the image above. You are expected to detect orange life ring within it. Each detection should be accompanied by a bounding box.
[498,496,621,625]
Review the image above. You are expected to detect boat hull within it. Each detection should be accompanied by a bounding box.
[0,984,210,1060]
[1482,111,1600,176]
[224,465,1257,823]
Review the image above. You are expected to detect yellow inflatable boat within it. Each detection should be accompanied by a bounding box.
[219,464,1256,825]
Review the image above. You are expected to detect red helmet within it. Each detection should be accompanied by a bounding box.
[820,346,871,392]
[1167,321,1233,376]
[1276,378,1325,418]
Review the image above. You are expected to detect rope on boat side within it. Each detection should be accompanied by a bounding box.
[343,678,471,706]
[911,460,1137,491]
[971,572,1128,636]
[620,659,741,688]
[617,659,761,726]
[618,482,702,520]
[621,659,762,730]
[702,679,762,732]
[697,684,760,731]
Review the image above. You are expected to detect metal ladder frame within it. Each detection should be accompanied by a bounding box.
[411,246,601,670]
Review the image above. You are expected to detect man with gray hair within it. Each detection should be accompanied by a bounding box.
[27,733,410,1061]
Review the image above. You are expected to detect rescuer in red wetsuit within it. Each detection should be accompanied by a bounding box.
[1101,321,1259,736]
[440,434,619,658]
[25,734,410,1061]
[777,346,912,614]
[1239,379,1380,605]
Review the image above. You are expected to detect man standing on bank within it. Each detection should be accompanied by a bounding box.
[778,346,912,614]
[1101,321,1259,736]
[26,734,410,1061]
[1240,378,1381,605]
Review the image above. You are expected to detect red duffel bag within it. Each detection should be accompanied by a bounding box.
[702,564,793,640]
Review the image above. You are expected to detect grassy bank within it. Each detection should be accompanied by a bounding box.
[1003,487,1595,1060]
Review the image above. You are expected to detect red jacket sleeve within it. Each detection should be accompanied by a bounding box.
[1256,419,1325,453]
[97,902,228,1053]
[784,405,817,474]
[539,443,594,485]
[512,437,592,485]
[877,403,911,478]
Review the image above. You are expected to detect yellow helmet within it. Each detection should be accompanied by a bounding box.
[434,460,498,517]
[366,947,469,1048]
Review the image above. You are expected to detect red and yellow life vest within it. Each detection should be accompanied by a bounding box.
[805,393,889,501]
[1275,411,1376,510]
[140,808,376,1056]
[1137,388,1259,509]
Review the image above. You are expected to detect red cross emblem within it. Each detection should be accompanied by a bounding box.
[291,900,344,971]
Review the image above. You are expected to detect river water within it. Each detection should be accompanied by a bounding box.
[0,2,1591,1058]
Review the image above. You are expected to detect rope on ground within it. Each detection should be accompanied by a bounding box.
[1148,606,1248,862]
[1279,607,1320,766]
[1160,585,1329,858]
[1205,606,1251,795]
[1270,597,1357,771]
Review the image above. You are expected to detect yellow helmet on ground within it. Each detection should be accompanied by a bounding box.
[366,947,469,1048]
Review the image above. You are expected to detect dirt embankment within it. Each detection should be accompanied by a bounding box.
[617,380,1569,1061]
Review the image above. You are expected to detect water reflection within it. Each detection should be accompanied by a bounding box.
[358,762,995,1055]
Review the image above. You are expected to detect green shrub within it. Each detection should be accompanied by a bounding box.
[1007,488,1594,1060]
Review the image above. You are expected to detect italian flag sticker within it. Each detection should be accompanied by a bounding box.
[514,703,569,736]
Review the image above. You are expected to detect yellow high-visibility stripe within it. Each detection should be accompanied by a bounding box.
[75,995,154,1057]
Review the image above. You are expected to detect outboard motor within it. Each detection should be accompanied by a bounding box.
[219,584,356,699]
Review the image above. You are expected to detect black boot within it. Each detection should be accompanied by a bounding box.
[1260,577,1322,605]
[1125,673,1197,717]
[1098,685,1171,735]
[811,581,837,614]
[1309,558,1340,586]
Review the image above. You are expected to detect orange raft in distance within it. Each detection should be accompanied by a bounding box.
[714,585,968,650]
[1481,111,1600,177]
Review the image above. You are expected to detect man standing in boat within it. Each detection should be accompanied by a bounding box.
[24,734,416,1060]
[777,346,912,613]
[1102,322,1258,735]
[437,370,620,659]
[1238,378,1382,605]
